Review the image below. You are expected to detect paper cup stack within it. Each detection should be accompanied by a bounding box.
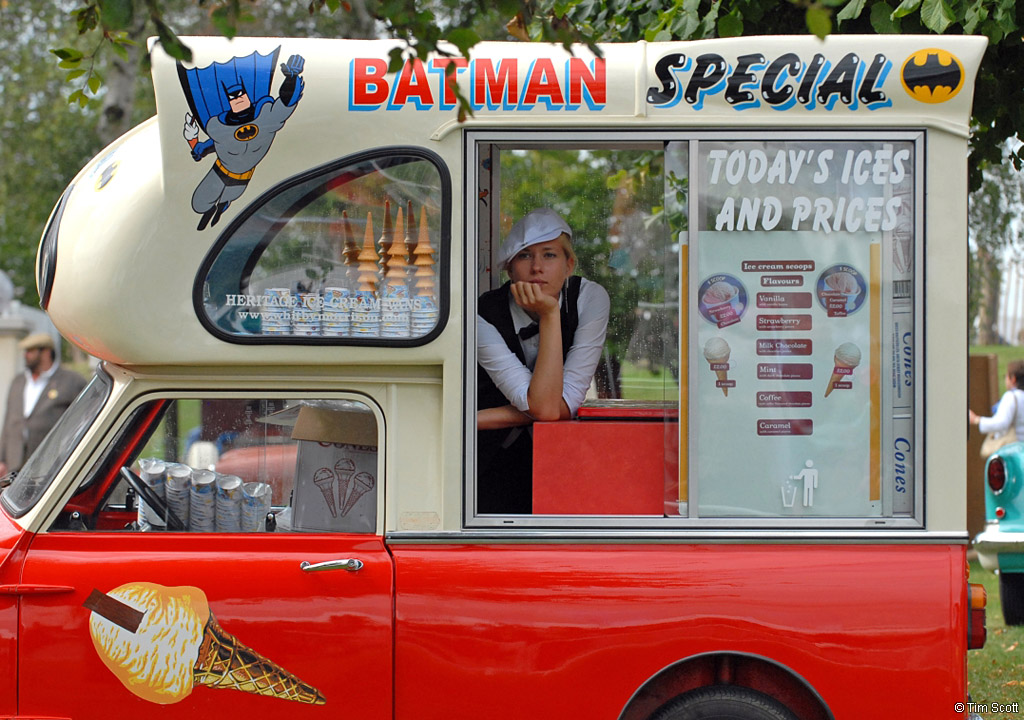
[137,458,167,531]
[291,292,322,336]
[241,482,273,532]
[164,462,192,528]
[189,469,217,532]
[260,288,292,335]
[350,290,381,337]
[380,282,411,338]
[321,287,351,337]
[411,296,438,337]
[215,474,244,532]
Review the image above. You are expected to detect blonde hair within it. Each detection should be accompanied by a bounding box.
[554,232,577,265]
[505,232,576,273]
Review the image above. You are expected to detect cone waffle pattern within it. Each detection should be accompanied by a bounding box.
[193,615,326,705]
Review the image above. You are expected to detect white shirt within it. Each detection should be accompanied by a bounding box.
[23,363,59,418]
[979,388,1024,438]
[477,278,610,416]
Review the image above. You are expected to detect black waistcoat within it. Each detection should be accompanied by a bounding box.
[477,275,583,410]
[475,276,583,514]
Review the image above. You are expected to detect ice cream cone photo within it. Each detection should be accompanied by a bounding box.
[84,582,326,706]
[825,342,861,397]
[703,336,732,396]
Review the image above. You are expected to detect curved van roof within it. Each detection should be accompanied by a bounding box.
[40,35,985,367]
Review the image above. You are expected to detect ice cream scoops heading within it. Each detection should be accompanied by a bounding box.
[85,582,325,706]
[703,337,732,396]
[825,342,862,397]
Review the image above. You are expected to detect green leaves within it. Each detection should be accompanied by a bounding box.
[868,2,900,32]
[717,9,743,37]
[836,0,866,24]
[919,0,955,32]
[891,0,921,18]
[806,5,832,37]
[72,4,100,34]
[97,0,134,30]
[447,28,481,56]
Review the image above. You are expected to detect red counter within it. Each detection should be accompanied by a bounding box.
[532,405,678,515]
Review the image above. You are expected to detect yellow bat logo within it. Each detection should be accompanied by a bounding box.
[95,161,118,191]
[234,124,260,141]
[901,49,964,103]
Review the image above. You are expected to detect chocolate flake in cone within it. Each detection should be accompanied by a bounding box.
[193,614,326,705]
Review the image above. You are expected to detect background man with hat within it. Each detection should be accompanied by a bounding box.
[0,333,87,477]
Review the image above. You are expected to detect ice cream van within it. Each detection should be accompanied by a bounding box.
[0,34,988,719]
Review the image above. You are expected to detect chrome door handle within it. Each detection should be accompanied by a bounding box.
[300,558,364,572]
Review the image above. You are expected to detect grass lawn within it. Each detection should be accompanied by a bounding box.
[618,360,679,401]
[969,561,1024,716]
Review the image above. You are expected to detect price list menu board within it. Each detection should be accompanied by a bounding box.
[687,136,918,521]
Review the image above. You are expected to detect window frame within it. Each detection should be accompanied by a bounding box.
[464,129,926,532]
[44,388,387,536]
[192,145,452,347]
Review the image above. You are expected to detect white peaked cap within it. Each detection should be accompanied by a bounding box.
[497,208,572,269]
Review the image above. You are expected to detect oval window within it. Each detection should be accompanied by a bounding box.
[196,148,448,344]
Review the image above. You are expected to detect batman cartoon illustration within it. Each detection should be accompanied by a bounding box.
[178,48,305,230]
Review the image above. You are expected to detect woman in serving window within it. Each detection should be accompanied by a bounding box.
[476,208,610,513]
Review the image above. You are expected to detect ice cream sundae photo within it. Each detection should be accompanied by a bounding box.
[702,281,737,307]
[818,267,864,315]
[699,276,746,328]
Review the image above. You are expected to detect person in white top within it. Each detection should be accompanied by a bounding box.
[476,208,610,513]
[970,360,1024,441]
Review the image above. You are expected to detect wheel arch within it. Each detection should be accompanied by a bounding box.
[617,651,834,720]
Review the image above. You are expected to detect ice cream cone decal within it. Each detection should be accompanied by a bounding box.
[703,337,732,396]
[342,471,375,517]
[194,614,324,704]
[334,457,356,508]
[313,467,338,518]
[84,583,325,705]
[825,342,861,397]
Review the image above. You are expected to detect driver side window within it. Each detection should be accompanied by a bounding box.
[52,395,380,534]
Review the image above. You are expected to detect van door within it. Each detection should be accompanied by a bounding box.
[15,394,393,719]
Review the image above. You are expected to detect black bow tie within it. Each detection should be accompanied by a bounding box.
[518,323,539,341]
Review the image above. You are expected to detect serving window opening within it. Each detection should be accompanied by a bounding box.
[469,131,923,529]
[471,137,683,522]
